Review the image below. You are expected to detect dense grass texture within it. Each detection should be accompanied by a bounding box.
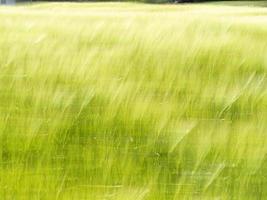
[1,2,267,199]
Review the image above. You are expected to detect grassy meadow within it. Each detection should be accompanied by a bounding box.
[1,2,267,199]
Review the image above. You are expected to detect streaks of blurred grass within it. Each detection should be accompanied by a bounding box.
[1,2,267,199]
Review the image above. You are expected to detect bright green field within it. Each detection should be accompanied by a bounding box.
[1,2,267,199]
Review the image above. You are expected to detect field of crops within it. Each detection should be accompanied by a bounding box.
[1,2,267,199]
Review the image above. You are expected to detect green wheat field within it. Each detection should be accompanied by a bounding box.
[1,2,267,199]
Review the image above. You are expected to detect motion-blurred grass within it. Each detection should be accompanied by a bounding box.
[1,2,267,199]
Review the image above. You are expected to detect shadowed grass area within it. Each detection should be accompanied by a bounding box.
[206,1,267,7]
[0,2,267,199]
